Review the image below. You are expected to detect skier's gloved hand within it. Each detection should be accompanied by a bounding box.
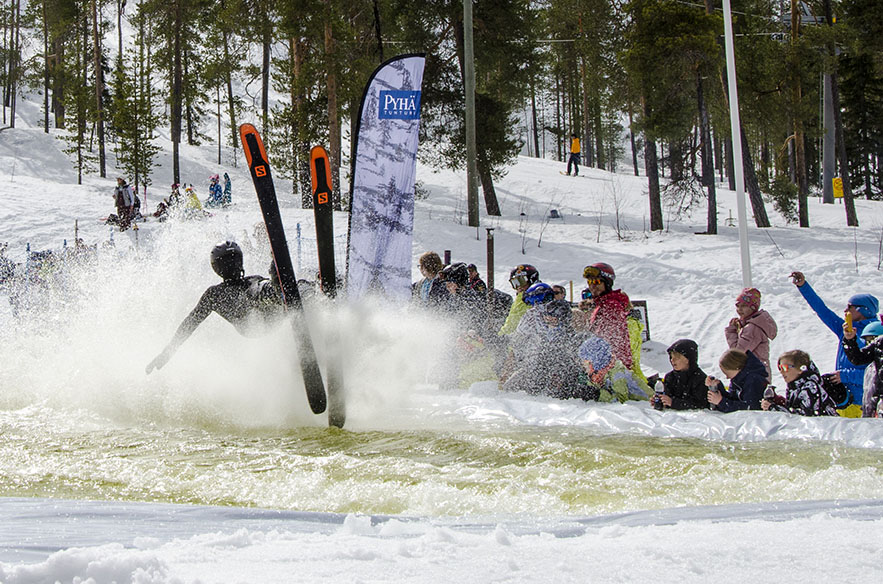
[145,349,171,374]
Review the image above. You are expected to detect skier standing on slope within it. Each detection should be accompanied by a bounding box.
[145,241,283,374]
[566,133,581,176]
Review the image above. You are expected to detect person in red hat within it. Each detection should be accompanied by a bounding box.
[725,287,778,380]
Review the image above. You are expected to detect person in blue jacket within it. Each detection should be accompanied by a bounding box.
[790,270,877,416]
[705,349,768,412]
[205,174,224,207]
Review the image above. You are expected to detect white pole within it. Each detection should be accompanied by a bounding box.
[722,0,752,288]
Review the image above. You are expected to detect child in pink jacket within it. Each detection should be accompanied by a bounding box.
[725,288,778,380]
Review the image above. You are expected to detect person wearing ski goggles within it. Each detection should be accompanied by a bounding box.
[573,262,634,370]
[499,264,540,336]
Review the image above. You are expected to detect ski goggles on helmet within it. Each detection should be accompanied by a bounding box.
[585,278,603,286]
[583,266,605,279]
[510,275,531,289]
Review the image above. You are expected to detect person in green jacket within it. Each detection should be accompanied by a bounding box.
[498,264,540,336]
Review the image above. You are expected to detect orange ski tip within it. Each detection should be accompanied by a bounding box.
[239,123,267,167]
[309,145,330,193]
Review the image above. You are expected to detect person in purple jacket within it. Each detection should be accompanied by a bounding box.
[725,287,777,380]
[790,270,877,416]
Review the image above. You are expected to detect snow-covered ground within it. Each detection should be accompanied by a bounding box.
[1,95,883,582]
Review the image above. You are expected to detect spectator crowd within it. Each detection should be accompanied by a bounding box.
[412,253,883,419]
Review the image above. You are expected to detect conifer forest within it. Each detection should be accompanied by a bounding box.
[1,0,880,228]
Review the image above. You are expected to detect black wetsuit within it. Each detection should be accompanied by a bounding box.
[147,275,283,373]
[173,276,282,340]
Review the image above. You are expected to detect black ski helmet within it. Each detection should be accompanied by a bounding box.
[440,262,469,287]
[509,264,539,290]
[211,241,244,280]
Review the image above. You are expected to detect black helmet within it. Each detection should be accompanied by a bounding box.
[210,241,244,280]
[509,264,539,290]
[440,262,469,287]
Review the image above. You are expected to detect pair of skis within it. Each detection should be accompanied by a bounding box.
[239,123,344,428]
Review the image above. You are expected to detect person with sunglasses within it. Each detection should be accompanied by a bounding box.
[790,270,878,416]
[762,350,838,416]
[498,264,540,336]
[573,262,633,370]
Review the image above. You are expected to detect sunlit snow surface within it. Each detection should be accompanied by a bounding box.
[2,110,883,582]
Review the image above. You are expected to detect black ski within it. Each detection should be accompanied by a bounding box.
[239,123,327,415]
[310,146,338,298]
[310,145,345,428]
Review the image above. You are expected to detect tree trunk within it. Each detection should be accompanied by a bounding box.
[628,103,639,176]
[593,93,603,170]
[324,8,341,210]
[646,138,663,231]
[91,0,106,176]
[790,0,809,227]
[42,0,49,133]
[372,0,383,61]
[222,29,238,158]
[184,48,196,145]
[698,70,716,234]
[261,27,270,132]
[477,158,501,216]
[52,37,65,128]
[822,0,858,226]
[171,0,182,183]
[9,0,20,127]
[530,81,539,158]
[740,126,771,227]
[2,2,7,125]
[555,72,562,161]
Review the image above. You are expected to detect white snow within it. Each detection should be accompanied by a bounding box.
[1,95,883,582]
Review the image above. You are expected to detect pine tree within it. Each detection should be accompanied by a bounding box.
[112,0,161,194]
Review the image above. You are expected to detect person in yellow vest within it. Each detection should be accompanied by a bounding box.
[566,133,581,176]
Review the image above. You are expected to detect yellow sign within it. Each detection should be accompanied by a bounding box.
[833,177,843,198]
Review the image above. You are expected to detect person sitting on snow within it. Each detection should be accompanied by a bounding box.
[566,336,649,403]
[762,350,838,416]
[706,349,767,412]
[572,262,632,369]
[498,264,540,336]
[502,291,580,397]
[652,339,709,410]
[790,270,877,416]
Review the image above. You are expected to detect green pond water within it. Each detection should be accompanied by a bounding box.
[2,405,881,518]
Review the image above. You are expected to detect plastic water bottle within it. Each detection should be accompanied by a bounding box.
[653,380,665,411]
